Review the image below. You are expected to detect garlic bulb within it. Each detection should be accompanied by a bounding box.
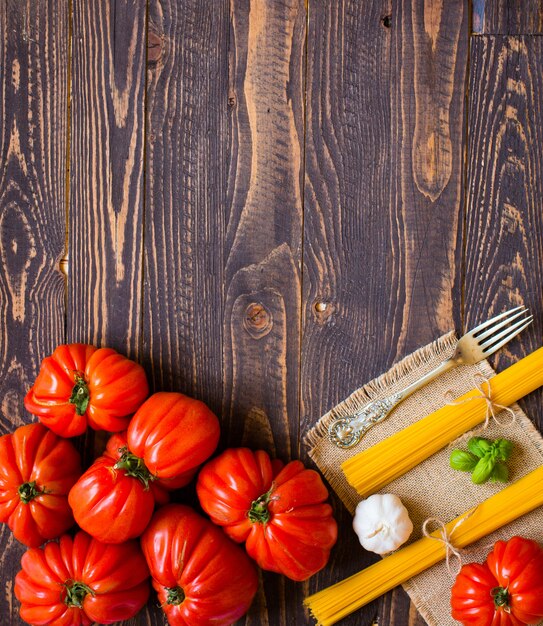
[352,494,413,555]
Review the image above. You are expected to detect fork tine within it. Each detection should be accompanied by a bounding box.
[480,314,533,348]
[469,306,527,337]
[475,307,529,341]
[481,317,533,355]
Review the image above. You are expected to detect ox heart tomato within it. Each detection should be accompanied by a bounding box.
[126,391,220,487]
[68,432,169,544]
[451,536,543,626]
[15,530,150,625]
[0,422,81,547]
[24,343,149,437]
[140,504,258,626]
[196,447,338,581]
[69,389,220,544]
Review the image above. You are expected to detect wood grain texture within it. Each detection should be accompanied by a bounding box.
[143,0,229,417]
[301,3,393,622]
[472,0,543,34]
[465,36,543,427]
[0,0,68,623]
[4,1,543,626]
[68,0,147,358]
[390,0,467,354]
[302,0,468,624]
[223,0,306,623]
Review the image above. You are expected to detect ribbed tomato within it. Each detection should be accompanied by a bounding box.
[24,343,149,437]
[15,530,150,625]
[451,536,543,626]
[69,390,220,544]
[0,423,81,547]
[140,504,258,626]
[126,391,220,486]
[68,432,169,544]
[196,447,338,581]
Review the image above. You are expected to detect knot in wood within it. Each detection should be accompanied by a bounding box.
[313,300,334,325]
[244,302,272,339]
[59,255,69,277]
[147,30,163,63]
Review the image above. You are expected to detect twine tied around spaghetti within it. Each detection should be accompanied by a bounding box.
[445,373,516,429]
[422,510,476,578]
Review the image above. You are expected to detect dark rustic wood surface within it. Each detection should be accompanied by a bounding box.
[1,1,542,625]
[465,34,543,431]
[0,0,68,620]
[472,0,543,34]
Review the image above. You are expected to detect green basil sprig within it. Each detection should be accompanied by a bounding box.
[450,437,513,484]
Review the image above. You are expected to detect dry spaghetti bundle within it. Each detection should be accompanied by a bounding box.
[304,465,543,626]
[342,347,543,497]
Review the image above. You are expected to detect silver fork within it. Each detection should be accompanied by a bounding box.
[328,306,533,449]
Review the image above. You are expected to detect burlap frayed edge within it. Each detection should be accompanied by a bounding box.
[303,332,543,626]
[304,330,458,451]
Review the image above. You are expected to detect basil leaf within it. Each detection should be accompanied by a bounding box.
[490,462,509,483]
[467,437,492,458]
[471,456,495,484]
[450,450,478,472]
[494,439,513,461]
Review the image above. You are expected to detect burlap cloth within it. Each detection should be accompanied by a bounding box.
[306,332,543,626]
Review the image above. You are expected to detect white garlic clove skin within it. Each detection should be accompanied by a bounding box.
[352,493,414,555]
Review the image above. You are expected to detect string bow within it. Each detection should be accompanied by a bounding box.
[445,373,516,429]
[421,512,473,577]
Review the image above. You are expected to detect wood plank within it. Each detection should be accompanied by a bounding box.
[68,0,147,359]
[143,0,229,417]
[223,0,306,623]
[301,1,468,624]
[473,0,543,35]
[68,7,154,623]
[143,1,231,623]
[0,0,68,623]
[465,35,543,428]
[145,1,307,623]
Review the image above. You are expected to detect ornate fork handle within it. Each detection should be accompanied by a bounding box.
[328,357,457,449]
[328,393,405,449]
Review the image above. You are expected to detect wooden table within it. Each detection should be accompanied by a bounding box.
[1,1,542,625]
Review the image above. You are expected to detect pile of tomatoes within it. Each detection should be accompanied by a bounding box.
[1,343,338,626]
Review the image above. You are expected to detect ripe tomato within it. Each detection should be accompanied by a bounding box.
[451,536,543,625]
[24,343,149,437]
[141,504,258,626]
[15,530,150,625]
[196,447,338,581]
[68,432,169,544]
[0,423,81,547]
[127,391,220,486]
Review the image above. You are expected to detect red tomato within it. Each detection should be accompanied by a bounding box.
[141,504,258,626]
[196,447,338,581]
[15,530,150,625]
[127,391,220,487]
[68,432,169,544]
[0,423,81,547]
[451,536,543,626]
[24,343,149,437]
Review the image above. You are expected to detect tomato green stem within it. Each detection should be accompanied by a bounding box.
[17,481,44,504]
[114,447,156,489]
[69,374,90,416]
[491,586,510,611]
[165,586,185,606]
[248,485,274,524]
[64,580,95,608]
